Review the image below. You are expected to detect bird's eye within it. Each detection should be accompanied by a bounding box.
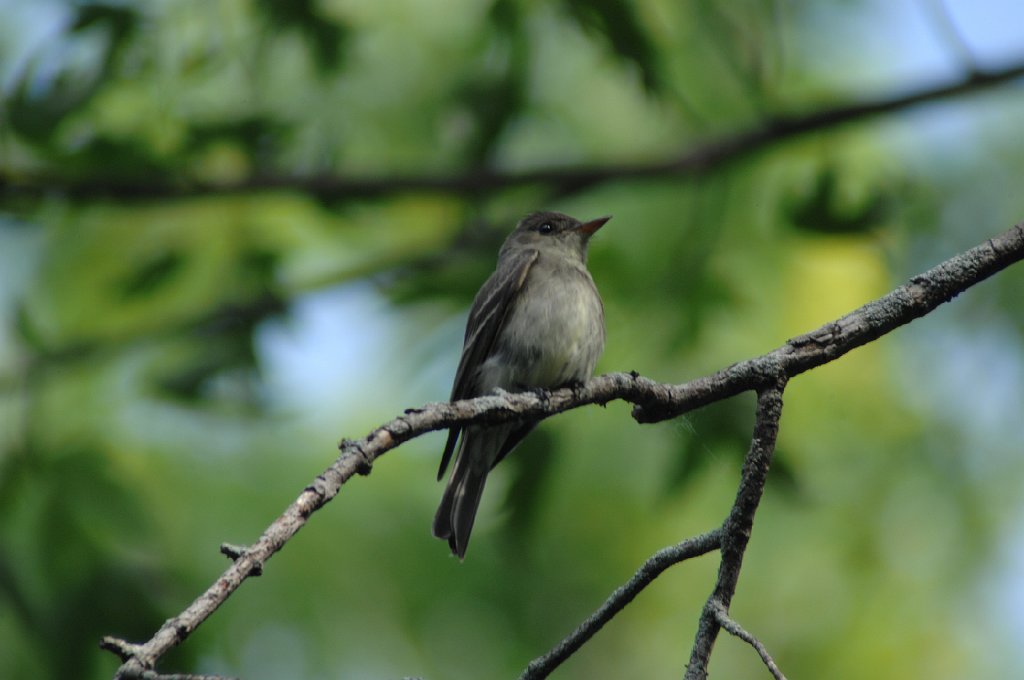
[538,223,553,234]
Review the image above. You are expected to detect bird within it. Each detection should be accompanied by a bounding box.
[433,211,609,558]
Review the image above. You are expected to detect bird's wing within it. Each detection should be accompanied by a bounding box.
[437,247,539,480]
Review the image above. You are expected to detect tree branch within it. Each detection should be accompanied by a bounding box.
[631,222,1024,423]
[101,221,1024,678]
[685,384,785,680]
[7,57,1024,203]
[519,529,723,680]
[100,637,238,680]
[710,601,788,680]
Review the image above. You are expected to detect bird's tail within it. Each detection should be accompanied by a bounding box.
[433,434,492,559]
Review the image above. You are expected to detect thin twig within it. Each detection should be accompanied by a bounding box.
[711,600,788,680]
[219,543,262,575]
[123,672,238,680]
[519,529,723,680]
[101,638,238,679]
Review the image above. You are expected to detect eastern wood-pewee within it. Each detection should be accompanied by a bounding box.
[433,211,610,558]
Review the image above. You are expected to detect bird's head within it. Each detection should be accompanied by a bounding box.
[500,211,611,263]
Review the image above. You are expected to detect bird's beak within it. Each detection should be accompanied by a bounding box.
[577,216,611,235]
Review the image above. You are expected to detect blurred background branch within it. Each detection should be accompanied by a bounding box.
[4,57,1024,202]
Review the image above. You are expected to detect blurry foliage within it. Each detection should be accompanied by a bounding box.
[452,0,528,165]
[255,0,350,72]
[561,0,663,91]
[787,165,894,234]
[0,445,185,679]
[2,1,1024,679]
[6,2,138,144]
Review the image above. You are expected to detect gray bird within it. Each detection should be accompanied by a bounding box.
[433,211,609,558]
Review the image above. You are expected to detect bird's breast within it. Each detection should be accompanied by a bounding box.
[484,261,605,391]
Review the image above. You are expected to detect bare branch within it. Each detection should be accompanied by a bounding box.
[711,601,788,680]
[219,543,262,575]
[6,58,1024,203]
[685,383,786,680]
[101,636,143,662]
[519,529,723,680]
[632,223,1024,423]
[121,671,239,680]
[101,221,1024,678]
[101,638,239,679]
